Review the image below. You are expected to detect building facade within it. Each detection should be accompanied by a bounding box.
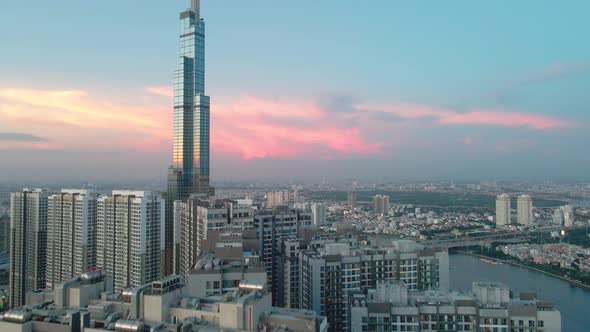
[496,194,511,226]
[46,189,98,289]
[97,191,165,290]
[165,0,211,275]
[517,195,533,226]
[9,189,50,308]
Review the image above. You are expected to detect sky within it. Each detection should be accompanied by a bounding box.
[0,0,589,183]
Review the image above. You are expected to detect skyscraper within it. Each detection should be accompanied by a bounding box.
[165,0,211,275]
[46,189,98,289]
[516,194,533,226]
[9,189,49,308]
[97,191,165,290]
[495,194,511,226]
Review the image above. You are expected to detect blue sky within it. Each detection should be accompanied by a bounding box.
[0,0,589,183]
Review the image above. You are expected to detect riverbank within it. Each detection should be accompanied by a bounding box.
[459,251,590,290]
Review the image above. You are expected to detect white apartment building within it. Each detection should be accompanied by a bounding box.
[496,194,511,226]
[311,203,327,226]
[517,194,534,226]
[374,195,390,215]
[97,191,165,290]
[46,189,98,289]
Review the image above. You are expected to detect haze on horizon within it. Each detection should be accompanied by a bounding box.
[1,0,589,184]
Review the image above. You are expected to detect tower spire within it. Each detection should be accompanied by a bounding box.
[191,0,200,19]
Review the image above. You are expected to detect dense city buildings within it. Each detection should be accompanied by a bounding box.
[517,194,534,226]
[173,196,254,278]
[165,0,212,276]
[349,281,561,332]
[97,191,165,290]
[373,194,390,215]
[0,270,328,332]
[46,189,98,289]
[301,239,449,332]
[496,194,511,226]
[311,203,327,226]
[9,189,49,308]
[254,207,312,306]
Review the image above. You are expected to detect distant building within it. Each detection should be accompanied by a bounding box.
[349,281,561,332]
[495,194,511,226]
[553,208,564,225]
[9,189,50,308]
[311,203,327,226]
[347,191,357,208]
[266,191,291,208]
[97,191,165,290]
[562,205,575,227]
[516,195,533,226]
[46,189,98,289]
[373,195,390,215]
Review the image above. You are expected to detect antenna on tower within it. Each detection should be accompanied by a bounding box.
[191,0,200,19]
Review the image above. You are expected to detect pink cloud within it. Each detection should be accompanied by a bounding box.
[364,104,577,130]
[463,136,474,145]
[212,95,383,160]
[145,86,174,98]
[439,110,576,130]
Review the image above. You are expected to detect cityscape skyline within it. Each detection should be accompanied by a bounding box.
[1,1,590,183]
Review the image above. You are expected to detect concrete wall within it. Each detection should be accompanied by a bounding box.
[0,321,33,332]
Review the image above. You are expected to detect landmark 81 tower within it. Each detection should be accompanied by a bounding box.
[166,0,210,274]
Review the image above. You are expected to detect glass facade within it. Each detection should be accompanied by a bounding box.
[165,1,210,275]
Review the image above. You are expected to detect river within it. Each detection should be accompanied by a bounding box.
[450,254,590,331]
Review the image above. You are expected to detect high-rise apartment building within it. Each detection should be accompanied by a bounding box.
[0,214,9,254]
[516,194,533,226]
[165,0,211,275]
[9,189,50,308]
[46,189,98,289]
[301,240,449,332]
[347,191,357,208]
[174,196,255,278]
[562,205,575,227]
[495,194,511,226]
[373,195,390,215]
[311,203,327,226]
[254,207,312,306]
[266,191,291,209]
[97,191,165,290]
